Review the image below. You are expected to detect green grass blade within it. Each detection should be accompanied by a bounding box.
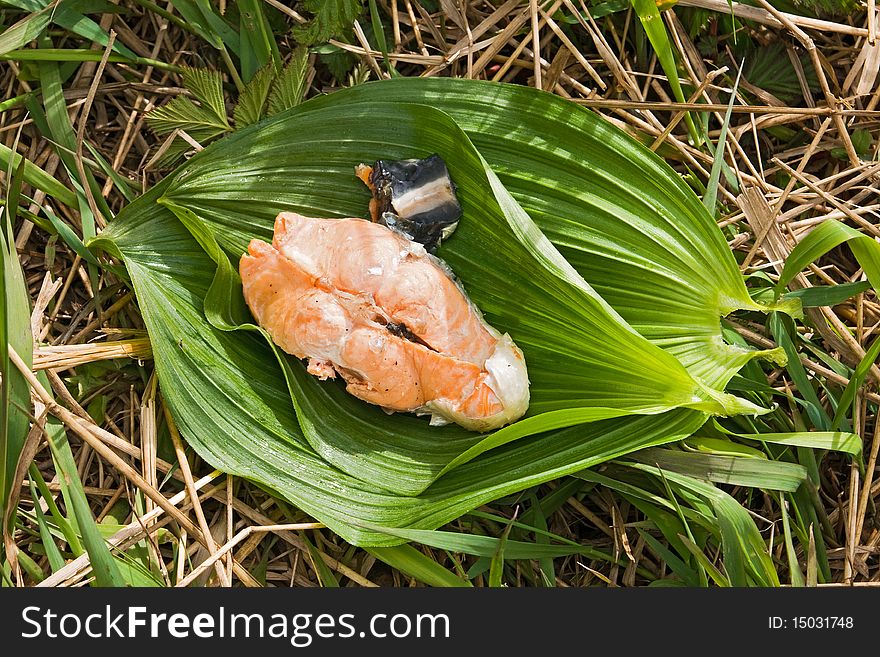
[168,0,241,54]
[0,48,179,70]
[730,429,862,460]
[636,527,700,586]
[678,533,728,586]
[301,533,339,587]
[776,219,880,294]
[830,335,880,434]
[630,447,808,491]
[237,0,280,81]
[29,478,65,572]
[527,493,555,586]
[0,142,78,208]
[364,524,619,562]
[488,514,515,587]
[368,0,396,77]
[626,463,780,586]
[779,492,805,587]
[1,154,33,523]
[45,431,126,587]
[703,64,743,214]
[768,312,831,431]
[28,458,83,555]
[368,544,472,587]
[0,7,50,56]
[3,0,137,58]
[630,0,699,145]
[782,281,871,308]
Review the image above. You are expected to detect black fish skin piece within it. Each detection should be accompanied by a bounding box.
[368,154,463,252]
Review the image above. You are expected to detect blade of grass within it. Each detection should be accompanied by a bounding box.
[28,459,83,556]
[1,150,32,525]
[488,513,516,587]
[635,528,700,586]
[368,544,472,587]
[775,219,880,294]
[678,533,729,585]
[630,447,808,491]
[238,0,281,81]
[0,48,181,71]
[783,281,872,308]
[368,0,396,77]
[779,492,805,586]
[0,6,50,56]
[45,428,126,587]
[4,0,138,58]
[527,493,555,586]
[703,62,743,214]
[830,336,880,433]
[630,0,700,145]
[29,478,65,572]
[301,533,338,587]
[768,312,832,431]
[0,142,78,208]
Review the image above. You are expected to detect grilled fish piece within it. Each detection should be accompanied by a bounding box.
[356,154,463,252]
[240,213,529,432]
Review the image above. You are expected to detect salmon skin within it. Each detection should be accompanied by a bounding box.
[240,212,530,432]
[355,154,462,252]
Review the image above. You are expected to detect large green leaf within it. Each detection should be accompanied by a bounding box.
[91,79,779,546]
[310,79,789,389]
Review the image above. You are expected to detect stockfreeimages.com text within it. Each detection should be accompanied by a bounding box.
[21,606,451,646]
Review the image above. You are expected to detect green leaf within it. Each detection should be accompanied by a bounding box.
[630,0,699,145]
[779,492,805,587]
[368,544,472,587]
[168,0,240,54]
[266,47,310,116]
[0,142,78,208]
[181,66,229,125]
[630,447,808,491]
[42,206,100,266]
[678,533,729,586]
[830,336,880,436]
[301,533,339,587]
[293,0,362,45]
[768,312,831,431]
[624,463,780,586]
[367,0,395,77]
[3,0,137,59]
[782,281,872,308]
[703,65,742,214]
[1,157,33,521]
[0,6,50,57]
[237,0,280,82]
[726,428,863,460]
[233,64,275,128]
[146,97,227,139]
[488,514,515,587]
[146,68,231,145]
[636,527,699,586]
[30,479,66,572]
[776,219,880,295]
[361,525,604,561]
[45,430,126,587]
[29,456,83,556]
[307,80,788,390]
[92,78,785,546]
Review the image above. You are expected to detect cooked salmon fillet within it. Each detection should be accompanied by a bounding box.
[239,212,530,432]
